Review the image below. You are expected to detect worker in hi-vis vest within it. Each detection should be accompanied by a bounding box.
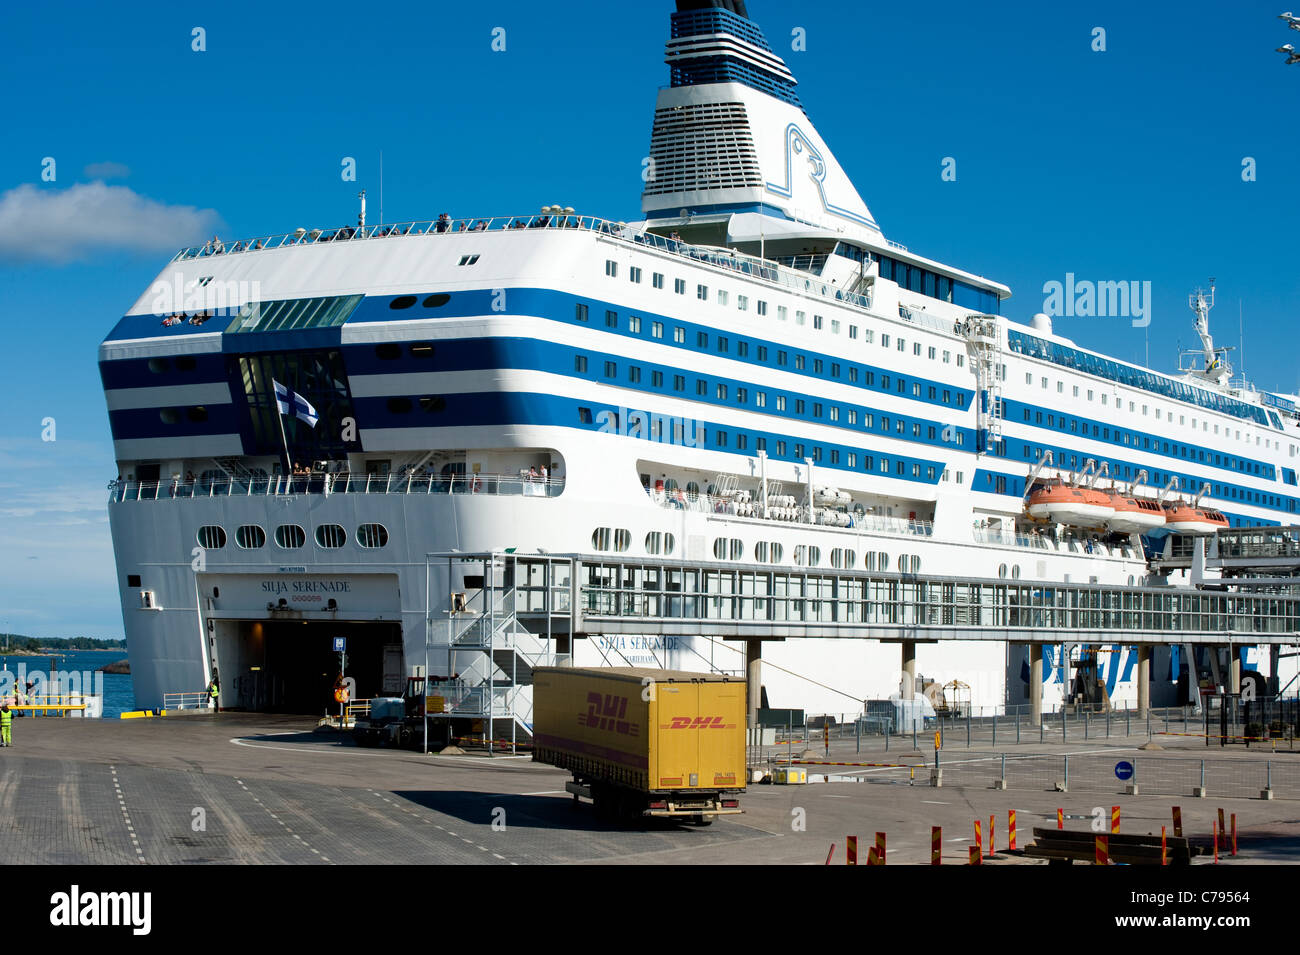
[1,703,12,747]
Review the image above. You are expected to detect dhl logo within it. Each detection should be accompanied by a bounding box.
[662,716,736,730]
[577,692,639,737]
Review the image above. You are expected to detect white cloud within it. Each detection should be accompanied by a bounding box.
[0,182,223,264]
[83,161,131,180]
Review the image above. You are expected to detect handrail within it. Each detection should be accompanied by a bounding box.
[651,487,934,538]
[109,472,565,502]
[170,213,877,315]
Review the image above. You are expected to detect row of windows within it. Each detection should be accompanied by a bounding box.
[196,523,389,550]
[1015,407,1271,478]
[1009,329,1271,427]
[834,242,1003,315]
[1020,370,1284,462]
[593,279,967,403]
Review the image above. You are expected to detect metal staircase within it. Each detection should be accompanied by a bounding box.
[961,314,1004,455]
[445,585,557,741]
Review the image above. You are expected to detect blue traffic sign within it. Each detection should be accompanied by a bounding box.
[333,637,346,652]
[1114,760,1134,781]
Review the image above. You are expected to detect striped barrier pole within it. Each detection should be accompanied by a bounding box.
[1231,814,1237,857]
[974,818,982,856]
[988,814,995,858]
[1111,805,1120,835]
[825,843,836,865]
[1172,805,1183,838]
[1057,807,1064,830]
[1217,807,1226,841]
[969,845,981,865]
[1161,826,1167,866]
[931,826,942,865]
[1213,821,1219,864]
[1008,810,1017,851]
[846,835,858,866]
[875,832,887,865]
[1095,835,1109,866]
[866,847,878,865]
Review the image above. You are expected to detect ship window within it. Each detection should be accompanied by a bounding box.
[187,406,208,422]
[390,296,417,310]
[419,396,446,413]
[575,303,589,322]
[127,574,141,588]
[605,260,617,277]
[148,358,170,374]
[357,523,389,548]
[235,525,266,549]
[456,255,479,266]
[375,343,402,360]
[159,408,180,424]
[422,293,451,308]
[196,525,226,549]
[613,529,631,552]
[315,524,346,548]
[592,527,611,551]
[275,524,306,548]
[175,356,196,371]
[387,397,413,413]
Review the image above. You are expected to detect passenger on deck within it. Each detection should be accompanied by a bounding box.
[435,213,451,233]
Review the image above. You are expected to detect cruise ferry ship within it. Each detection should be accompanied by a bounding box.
[101,0,1297,721]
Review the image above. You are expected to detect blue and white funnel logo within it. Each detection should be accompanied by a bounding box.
[765,123,876,229]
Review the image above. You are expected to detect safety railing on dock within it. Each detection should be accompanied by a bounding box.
[162,691,213,711]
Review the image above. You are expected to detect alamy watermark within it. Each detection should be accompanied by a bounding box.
[149,272,261,317]
[1041,273,1152,328]
[596,407,707,447]
[1,665,104,705]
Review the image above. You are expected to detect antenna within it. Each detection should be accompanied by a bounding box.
[379,151,384,226]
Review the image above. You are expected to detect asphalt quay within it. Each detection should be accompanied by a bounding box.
[0,714,1296,865]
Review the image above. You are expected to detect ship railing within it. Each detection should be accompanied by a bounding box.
[170,213,876,313]
[652,488,933,537]
[108,472,565,502]
[972,528,1054,550]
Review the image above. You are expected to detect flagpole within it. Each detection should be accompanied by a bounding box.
[275,389,294,476]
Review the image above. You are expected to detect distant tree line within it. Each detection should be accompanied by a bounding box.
[0,634,126,651]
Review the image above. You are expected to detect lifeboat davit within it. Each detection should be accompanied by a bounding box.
[1102,491,1166,534]
[1025,481,1114,527]
[1162,502,1229,536]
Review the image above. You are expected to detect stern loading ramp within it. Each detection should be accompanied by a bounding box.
[213,619,401,714]
[431,549,1300,737]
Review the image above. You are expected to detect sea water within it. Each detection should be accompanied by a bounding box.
[0,649,135,720]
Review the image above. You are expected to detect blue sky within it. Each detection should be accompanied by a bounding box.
[0,0,1296,639]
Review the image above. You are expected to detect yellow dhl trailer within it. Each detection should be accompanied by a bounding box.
[532,667,746,824]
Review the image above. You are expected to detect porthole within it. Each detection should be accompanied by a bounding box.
[159,408,180,424]
[1011,564,1021,579]
[147,358,169,374]
[389,295,417,310]
[999,564,1008,579]
[419,396,446,413]
[387,397,413,414]
[375,343,402,360]
[613,529,631,552]
[592,527,611,551]
[315,524,347,548]
[275,524,306,549]
[769,543,784,563]
[686,482,700,502]
[422,293,451,308]
[663,533,676,555]
[357,523,389,548]
[235,525,266,549]
[196,525,226,549]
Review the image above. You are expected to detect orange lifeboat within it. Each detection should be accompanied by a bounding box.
[1025,479,1114,527]
[1102,490,1166,534]
[1162,502,1228,536]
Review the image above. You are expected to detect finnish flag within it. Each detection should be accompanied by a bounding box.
[273,379,319,428]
